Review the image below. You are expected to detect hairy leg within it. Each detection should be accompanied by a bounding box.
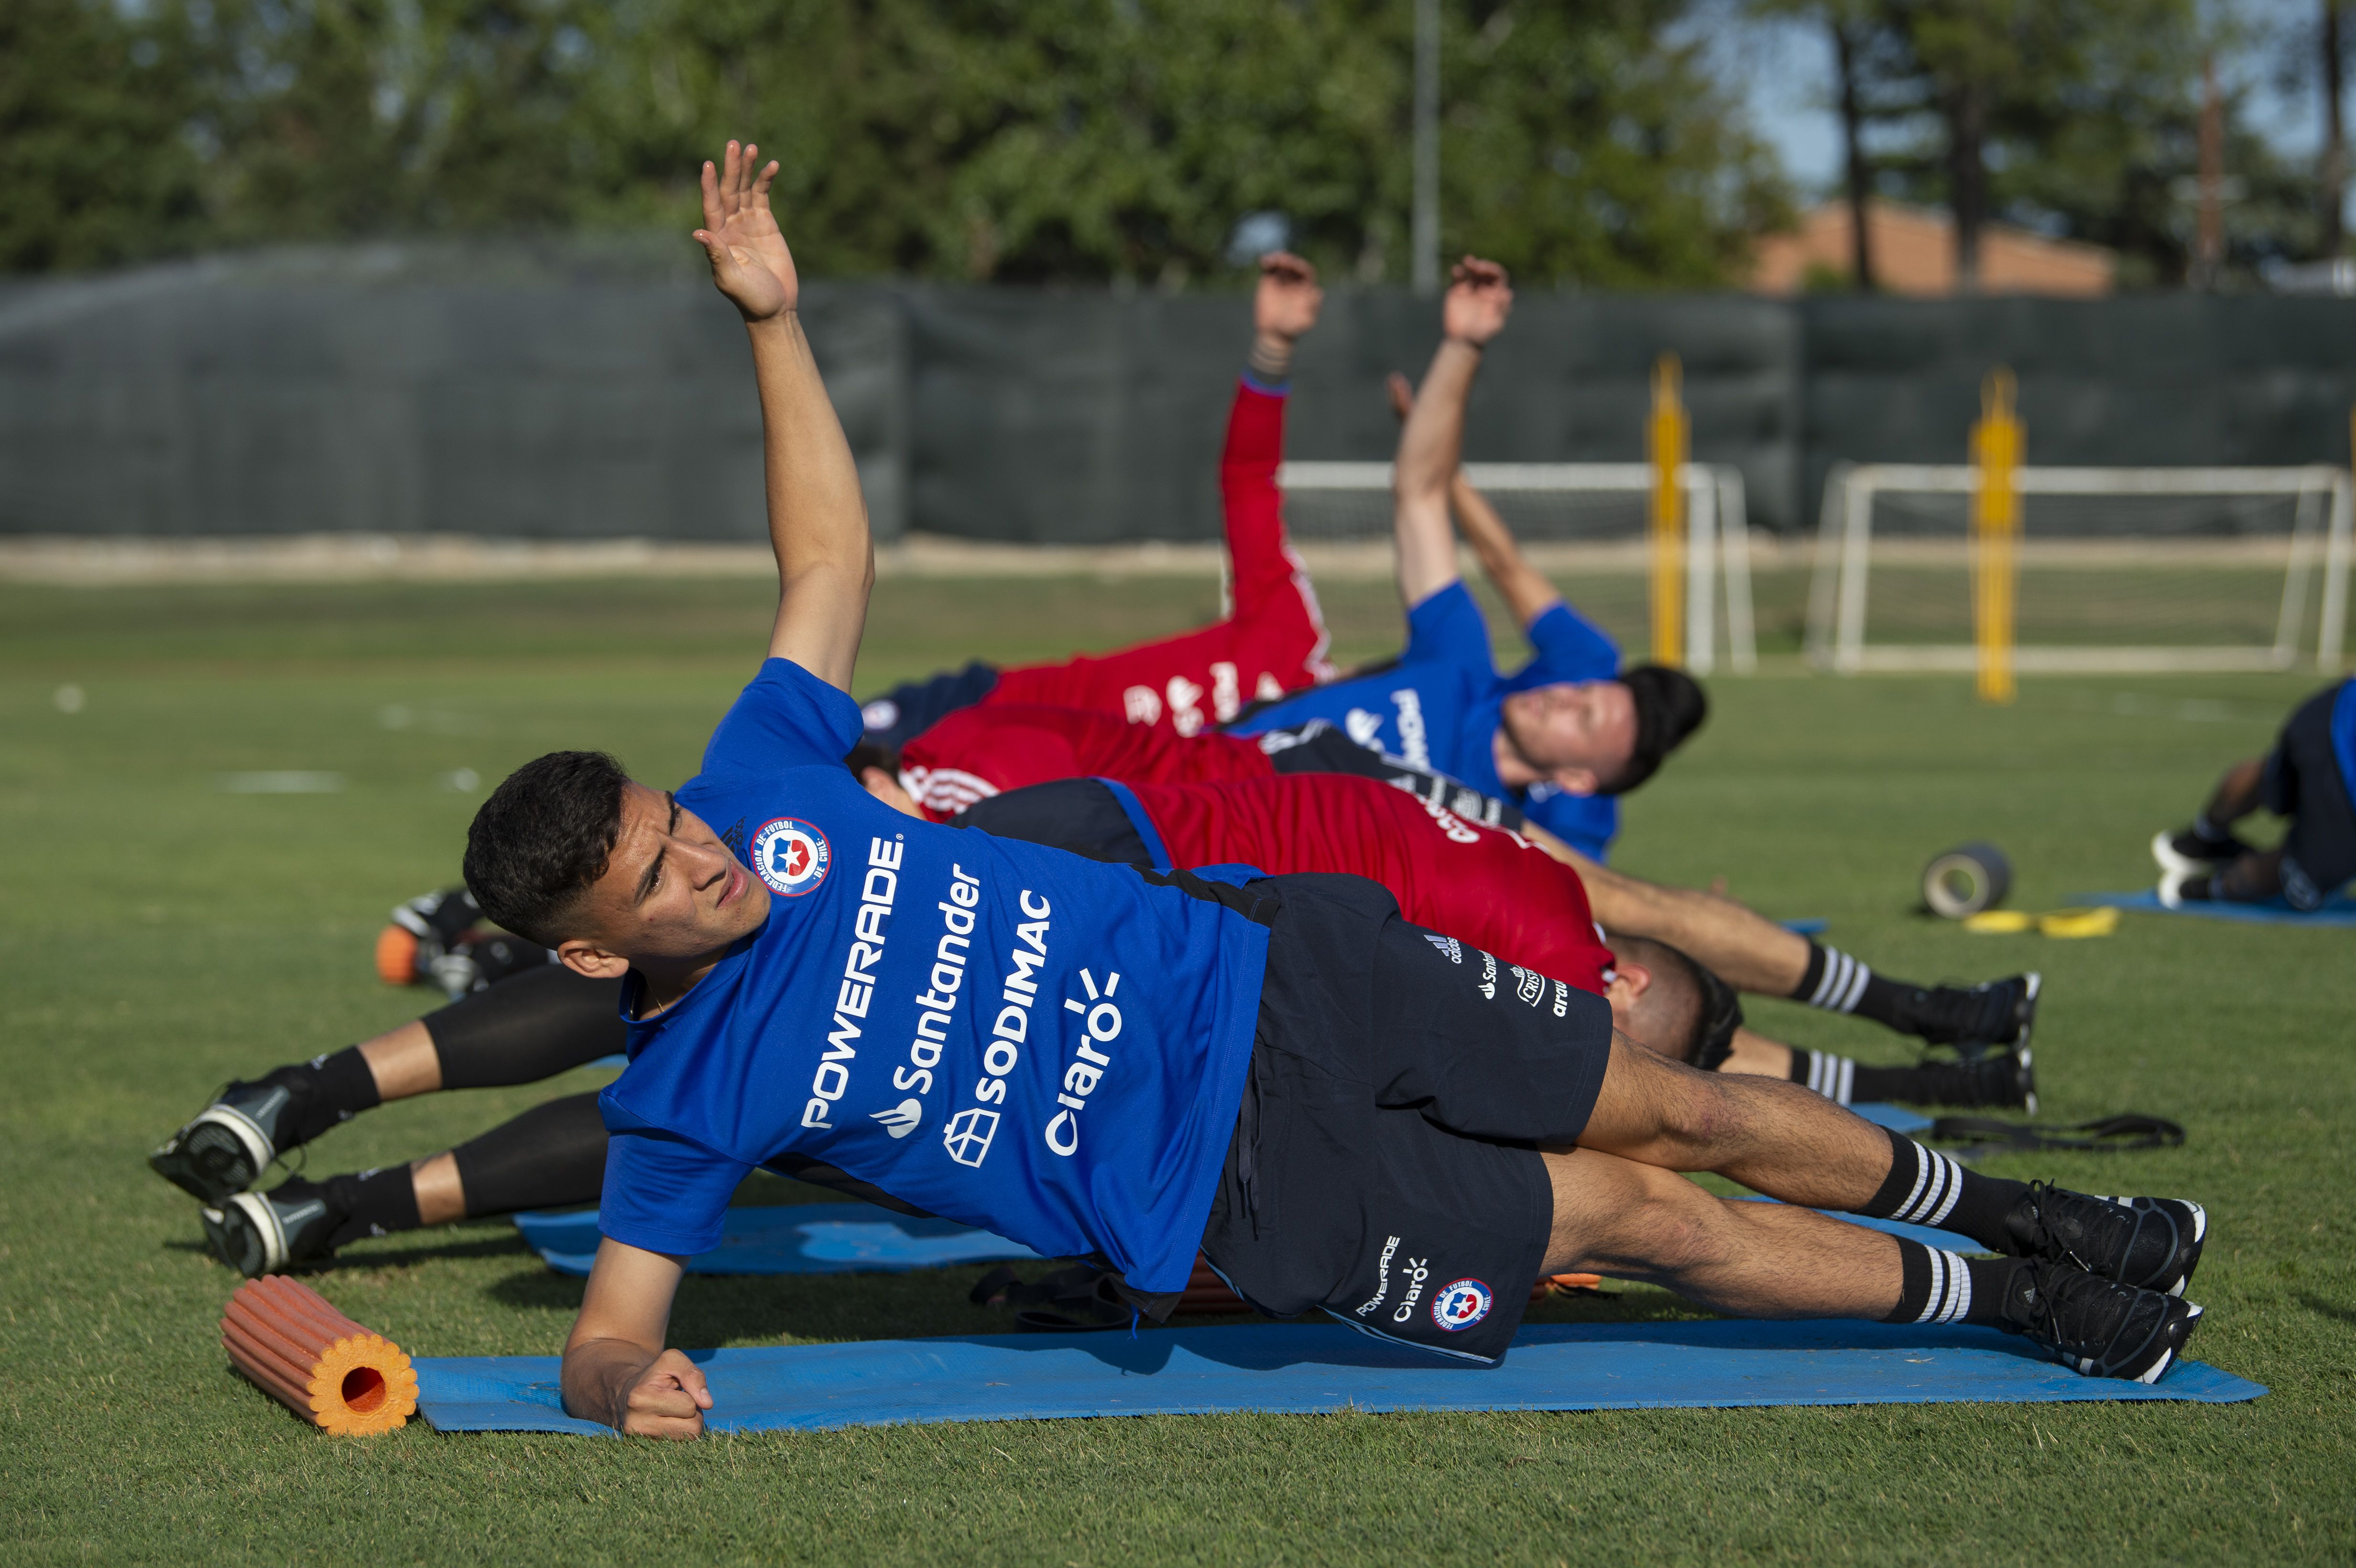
[358,1021,440,1100]
[1575,1032,1892,1209]
[1540,1147,1901,1318]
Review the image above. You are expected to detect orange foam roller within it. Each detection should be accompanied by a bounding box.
[373,923,421,985]
[219,1276,418,1435]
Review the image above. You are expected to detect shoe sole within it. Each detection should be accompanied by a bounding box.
[2011,972,2040,1051]
[2092,1196,2209,1297]
[147,1105,275,1204]
[201,1192,288,1278]
[2150,829,2204,879]
[2017,1045,2038,1117]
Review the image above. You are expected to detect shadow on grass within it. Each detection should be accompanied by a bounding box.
[2298,1291,2356,1327]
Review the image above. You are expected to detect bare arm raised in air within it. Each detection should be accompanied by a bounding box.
[694,140,874,693]
[1387,370,1564,631]
[1393,259,1513,610]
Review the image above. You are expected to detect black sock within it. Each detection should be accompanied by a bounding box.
[1792,943,1910,1030]
[254,1046,381,1148]
[1854,1129,2029,1254]
[318,1166,422,1249]
[1881,1239,2030,1326]
[1787,1049,1858,1105]
[449,1093,611,1218]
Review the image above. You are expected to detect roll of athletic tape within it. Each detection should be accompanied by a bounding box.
[1921,841,2012,920]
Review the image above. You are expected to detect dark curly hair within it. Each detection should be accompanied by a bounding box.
[1604,664,1709,795]
[462,751,631,947]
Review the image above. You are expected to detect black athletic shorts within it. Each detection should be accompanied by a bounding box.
[1197,873,1614,1364]
[2259,681,2356,909]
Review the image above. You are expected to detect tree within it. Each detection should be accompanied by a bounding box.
[0,0,207,272]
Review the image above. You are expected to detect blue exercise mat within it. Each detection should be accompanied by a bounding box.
[413,1319,2262,1436]
[2075,889,2356,929]
[1850,1101,1933,1134]
[1781,918,1829,936]
[513,1204,1041,1277]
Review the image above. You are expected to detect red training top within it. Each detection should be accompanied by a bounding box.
[1123,774,1613,996]
[898,703,1274,818]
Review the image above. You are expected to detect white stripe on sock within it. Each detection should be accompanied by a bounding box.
[1809,950,1853,1010]
[1916,1248,1946,1323]
[1935,1252,1974,1323]
[1896,1141,1933,1220]
[1834,1056,1855,1106]
[1895,1148,1966,1228]
[1835,960,1873,1013]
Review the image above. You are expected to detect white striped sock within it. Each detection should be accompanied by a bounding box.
[1891,1142,1967,1228]
[1801,1051,1857,1106]
[1806,947,1874,1014]
[1915,1248,1975,1324]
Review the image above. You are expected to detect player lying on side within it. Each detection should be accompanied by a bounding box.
[2152,676,2356,912]
[151,759,2031,1276]
[146,775,1740,1277]
[471,146,2207,1432]
[855,250,1333,750]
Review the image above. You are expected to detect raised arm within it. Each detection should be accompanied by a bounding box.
[1247,250,1323,383]
[560,1238,711,1437]
[694,140,873,692]
[1387,372,1564,629]
[1393,259,1512,609]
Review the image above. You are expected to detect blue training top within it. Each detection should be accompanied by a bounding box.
[2334,678,2356,810]
[594,659,1271,1294]
[1225,582,1624,860]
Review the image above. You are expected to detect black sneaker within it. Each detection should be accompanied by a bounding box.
[2151,827,2254,877]
[378,887,485,991]
[148,1079,311,1204]
[2004,1182,2207,1297]
[1907,1048,2038,1112]
[201,1177,344,1277]
[1996,1260,2203,1383]
[1909,973,2040,1055]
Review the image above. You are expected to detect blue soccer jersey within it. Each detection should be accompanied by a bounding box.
[1227,582,1624,860]
[594,659,1271,1295]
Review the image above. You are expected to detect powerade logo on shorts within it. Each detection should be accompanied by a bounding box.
[1430,1277,1494,1331]
[752,818,830,897]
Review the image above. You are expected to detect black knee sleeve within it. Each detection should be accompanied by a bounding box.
[450,1093,610,1219]
[423,965,625,1089]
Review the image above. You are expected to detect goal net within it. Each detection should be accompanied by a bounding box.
[1276,461,1760,674]
[1805,464,2353,674]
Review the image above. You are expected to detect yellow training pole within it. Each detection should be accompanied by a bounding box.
[1649,353,1688,667]
[1971,368,2022,704]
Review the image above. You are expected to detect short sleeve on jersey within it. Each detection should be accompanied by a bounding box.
[701,659,865,779]
[1518,601,1620,686]
[595,1116,753,1257]
[1401,581,1497,675]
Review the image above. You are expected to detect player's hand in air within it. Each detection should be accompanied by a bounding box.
[694,140,797,324]
[619,1348,713,1439]
[1441,257,1512,347]
[1386,370,1415,424]
[1254,251,1324,343]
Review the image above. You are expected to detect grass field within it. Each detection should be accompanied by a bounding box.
[2,572,2351,1565]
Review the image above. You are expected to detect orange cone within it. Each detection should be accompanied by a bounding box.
[219,1276,418,1435]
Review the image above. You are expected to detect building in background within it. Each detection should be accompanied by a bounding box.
[1750,199,2116,297]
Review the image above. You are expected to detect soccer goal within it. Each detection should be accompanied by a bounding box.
[1276,460,1760,675]
[1804,463,2354,675]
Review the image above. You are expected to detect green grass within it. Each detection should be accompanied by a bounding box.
[1,576,2350,1565]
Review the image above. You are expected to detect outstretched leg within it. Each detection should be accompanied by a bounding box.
[151,966,623,1204]
[201,1093,611,1277]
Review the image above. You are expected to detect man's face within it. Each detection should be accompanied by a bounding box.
[1498,679,1636,796]
[556,781,769,978]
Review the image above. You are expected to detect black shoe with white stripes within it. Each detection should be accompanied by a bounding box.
[2004,1182,2208,1297]
[2151,826,2255,875]
[1908,973,2040,1054]
[1996,1260,2202,1383]
[201,1177,345,1277]
[148,1079,311,1204]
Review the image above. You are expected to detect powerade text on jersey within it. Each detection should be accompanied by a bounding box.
[593,660,1270,1295]
[1225,582,1623,860]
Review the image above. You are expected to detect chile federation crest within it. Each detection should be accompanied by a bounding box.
[752,817,830,897]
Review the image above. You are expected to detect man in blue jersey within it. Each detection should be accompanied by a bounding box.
[1217,275,1705,862]
[2152,677,2356,910]
[466,142,2210,1436]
